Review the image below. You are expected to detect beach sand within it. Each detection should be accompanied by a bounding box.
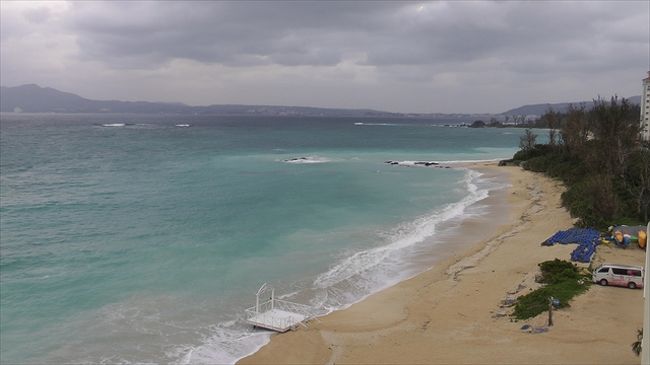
[239,164,646,365]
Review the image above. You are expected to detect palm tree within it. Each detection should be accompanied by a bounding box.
[632,328,643,356]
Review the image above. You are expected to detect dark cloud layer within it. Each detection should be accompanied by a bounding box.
[66,2,646,69]
[69,2,393,67]
[1,1,648,113]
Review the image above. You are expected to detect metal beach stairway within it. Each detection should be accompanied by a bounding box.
[245,283,317,332]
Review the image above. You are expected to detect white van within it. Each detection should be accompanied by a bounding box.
[592,264,644,289]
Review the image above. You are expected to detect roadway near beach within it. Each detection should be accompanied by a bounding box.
[239,163,646,365]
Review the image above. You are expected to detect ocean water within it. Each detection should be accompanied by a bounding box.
[0,114,524,363]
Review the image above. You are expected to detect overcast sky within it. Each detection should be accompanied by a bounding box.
[1,1,648,113]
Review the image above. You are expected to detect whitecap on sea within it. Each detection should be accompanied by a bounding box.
[281,156,331,164]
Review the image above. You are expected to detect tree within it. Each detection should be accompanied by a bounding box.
[589,97,640,179]
[470,120,486,128]
[513,114,526,126]
[517,96,647,225]
[541,108,561,146]
[588,174,618,223]
[626,148,650,222]
[488,118,503,128]
[519,129,537,151]
[560,104,589,158]
[632,329,643,356]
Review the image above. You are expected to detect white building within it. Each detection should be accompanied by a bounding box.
[641,72,650,141]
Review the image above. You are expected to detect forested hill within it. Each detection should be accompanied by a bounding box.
[502,95,642,117]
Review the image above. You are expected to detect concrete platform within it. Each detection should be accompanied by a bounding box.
[246,308,307,332]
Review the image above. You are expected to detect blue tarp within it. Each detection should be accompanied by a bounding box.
[543,228,600,263]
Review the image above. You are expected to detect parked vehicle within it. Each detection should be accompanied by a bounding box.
[592,264,644,289]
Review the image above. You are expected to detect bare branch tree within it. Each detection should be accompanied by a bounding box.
[519,129,537,151]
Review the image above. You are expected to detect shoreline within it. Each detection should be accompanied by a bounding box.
[238,161,523,364]
[239,164,646,364]
[230,162,512,363]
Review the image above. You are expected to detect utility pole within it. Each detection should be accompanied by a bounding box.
[548,297,554,327]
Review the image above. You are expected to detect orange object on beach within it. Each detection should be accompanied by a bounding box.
[638,230,646,249]
[614,231,624,244]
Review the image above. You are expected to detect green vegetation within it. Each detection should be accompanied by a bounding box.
[513,259,590,320]
[511,97,649,228]
[632,329,643,356]
[509,97,647,344]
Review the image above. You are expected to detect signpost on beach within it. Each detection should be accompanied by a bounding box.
[642,221,649,365]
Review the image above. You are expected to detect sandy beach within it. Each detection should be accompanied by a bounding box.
[239,164,646,365]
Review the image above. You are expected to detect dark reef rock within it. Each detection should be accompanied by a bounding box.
[284,157,308,162]
[414,161,439,166]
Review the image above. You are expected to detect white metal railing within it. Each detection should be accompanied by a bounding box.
[245,283,320,331]
[245,299,317,317]
[245,300,315,330]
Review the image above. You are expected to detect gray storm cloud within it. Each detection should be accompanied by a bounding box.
[66,2,645,68]
[1,1,648,113]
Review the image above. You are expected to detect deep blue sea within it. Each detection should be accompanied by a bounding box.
[0,114,524,363]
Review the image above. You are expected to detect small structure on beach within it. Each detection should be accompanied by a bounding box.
[245,283,317,332]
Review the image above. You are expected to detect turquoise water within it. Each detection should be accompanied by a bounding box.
[0,114,523,363]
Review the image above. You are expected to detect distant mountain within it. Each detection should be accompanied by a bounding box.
[0,84,400,117]
[0,84,192,114]
[0,84,642,119]
[502,95,642,117]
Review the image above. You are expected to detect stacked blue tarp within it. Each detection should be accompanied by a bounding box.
[570,242,598,263]
[543,228,600,263]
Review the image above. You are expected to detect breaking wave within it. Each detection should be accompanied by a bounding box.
[281,156,331,164]
[177,168,499,364]
[309,169,491,311]
[354,122,404,126]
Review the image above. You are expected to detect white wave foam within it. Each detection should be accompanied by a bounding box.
[101,123,126,127]
[277,289,301,300]
[389,160,440,167]
[281,156,331,164]
[438,158,504,164]
[176,169,498,364]
[175,124,191,128]
[354,122,402,126]
[311,169,489,311]
[172,321,271,365]
[387,158,505,166]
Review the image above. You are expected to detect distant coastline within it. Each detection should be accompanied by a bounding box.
[1,84,641,121]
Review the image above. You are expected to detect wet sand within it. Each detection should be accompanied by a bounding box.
[239,164,646,365]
